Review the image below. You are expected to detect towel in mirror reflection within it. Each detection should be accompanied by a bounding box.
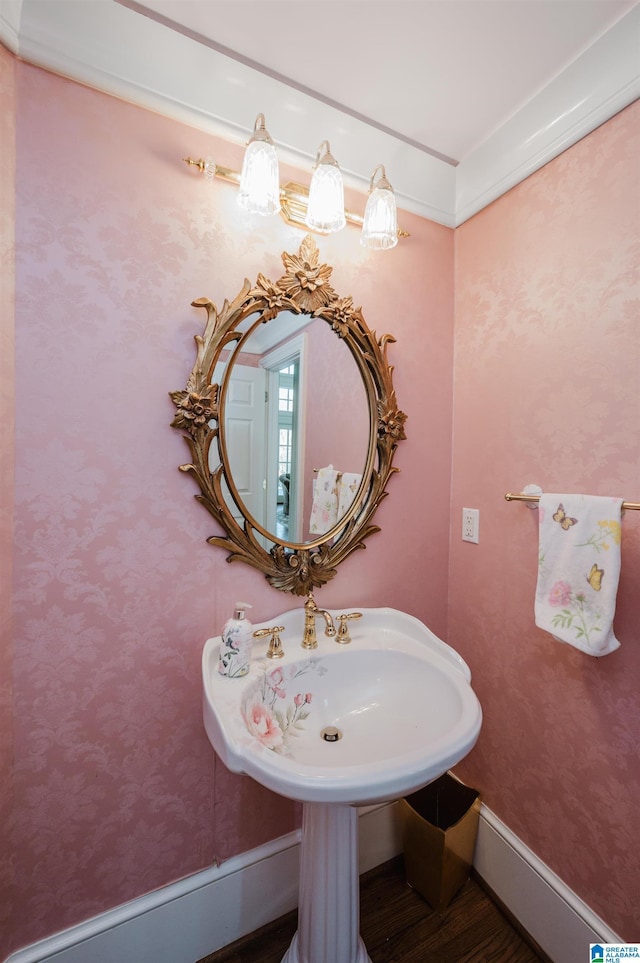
[309,466,362,535]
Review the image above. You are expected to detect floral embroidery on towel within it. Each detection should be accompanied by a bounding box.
[548,579,605,646]
[575,519,621,553]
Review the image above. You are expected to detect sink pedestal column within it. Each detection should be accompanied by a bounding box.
[282,802,372,963]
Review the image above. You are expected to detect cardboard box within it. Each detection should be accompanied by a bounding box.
[400,772,481,911]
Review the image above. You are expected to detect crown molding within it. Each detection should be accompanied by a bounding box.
[455,4,640,224]
[0,0,21,52]
[2,0,639,227]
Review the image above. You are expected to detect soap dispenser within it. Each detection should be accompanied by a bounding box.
[218,602,253,678]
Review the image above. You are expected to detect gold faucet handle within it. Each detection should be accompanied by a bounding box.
[335,612,362,644]
[253,625,286,659]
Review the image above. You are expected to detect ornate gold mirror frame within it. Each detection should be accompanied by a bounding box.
[170,236,406,596]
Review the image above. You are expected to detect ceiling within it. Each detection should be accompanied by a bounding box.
[2,0,639,224]
[124,0,636,164]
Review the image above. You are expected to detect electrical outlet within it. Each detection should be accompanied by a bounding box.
[462,507,479,543]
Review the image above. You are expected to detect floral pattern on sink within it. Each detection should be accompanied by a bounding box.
[242,658,328,755]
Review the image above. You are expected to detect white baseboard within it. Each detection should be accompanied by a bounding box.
[473,804,622,963]
[5,800,622,963]
[4,803,402,963]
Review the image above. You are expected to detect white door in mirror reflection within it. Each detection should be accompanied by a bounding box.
[210,364,267,536]
[262,332,307,545]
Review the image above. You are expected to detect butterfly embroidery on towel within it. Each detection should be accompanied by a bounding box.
[586,563,604,592]
[553,504,578,530]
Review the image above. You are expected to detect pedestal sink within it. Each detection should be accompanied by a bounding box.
[202,606,482,963]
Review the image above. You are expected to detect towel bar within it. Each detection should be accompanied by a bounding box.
[504,492,640,511]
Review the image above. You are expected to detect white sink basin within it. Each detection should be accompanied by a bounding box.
[202,606,482,806]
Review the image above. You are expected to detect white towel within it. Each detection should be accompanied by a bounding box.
[535,493,624,656]
[337,472,362,520]
[309,466,339,535]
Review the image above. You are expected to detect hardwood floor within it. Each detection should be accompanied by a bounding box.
[198,856,546,963]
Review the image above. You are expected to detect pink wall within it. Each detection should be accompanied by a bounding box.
[450,101,640,939]
[303,318,370,537]
[0,43,16,948]
[4,42,636,957]
[1,53,453,955]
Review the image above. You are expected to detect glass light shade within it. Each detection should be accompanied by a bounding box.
[361,166,398,250]
[305,141,346,234]
[237,115,280,216]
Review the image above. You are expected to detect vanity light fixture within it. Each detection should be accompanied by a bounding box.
[361,165,398,250]
[183,115,409,246]
[305,140,346,235]
[237,113,280,216]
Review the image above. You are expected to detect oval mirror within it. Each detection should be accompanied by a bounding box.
[216,312,371,546]
[170,235,406,596]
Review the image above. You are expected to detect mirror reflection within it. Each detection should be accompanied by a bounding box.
[213,312,369,546]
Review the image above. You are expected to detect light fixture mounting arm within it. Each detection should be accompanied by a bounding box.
[182,156,409,240]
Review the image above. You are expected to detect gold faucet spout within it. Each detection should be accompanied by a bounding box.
[302,593,336,649]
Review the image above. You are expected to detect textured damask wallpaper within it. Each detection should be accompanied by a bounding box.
[1,52,454,955]
[0,43,16,950]
[450,101,640,940]
[4,42,637,957]
[303,318,370,535]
